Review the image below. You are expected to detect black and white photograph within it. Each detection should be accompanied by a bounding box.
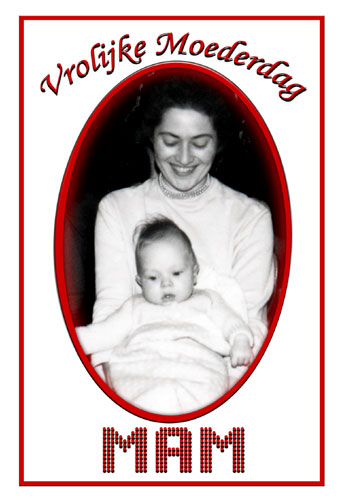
[58,64,290,416]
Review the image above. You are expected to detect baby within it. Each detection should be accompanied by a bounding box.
[133,217,254,367]
[76,217,254,412]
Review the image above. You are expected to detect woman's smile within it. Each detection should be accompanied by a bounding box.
[170,164,198,176]
[153,107,218,192]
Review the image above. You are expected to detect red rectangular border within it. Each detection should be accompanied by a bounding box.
[19,15,325,486]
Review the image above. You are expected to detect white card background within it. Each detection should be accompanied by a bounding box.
[23,17,320,482]
[2,1,338,499]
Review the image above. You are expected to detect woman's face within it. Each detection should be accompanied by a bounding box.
[152,107,218,192]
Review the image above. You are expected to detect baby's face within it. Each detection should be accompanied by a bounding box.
[137,237,198,306]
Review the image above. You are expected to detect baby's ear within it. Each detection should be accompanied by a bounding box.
[136,275,142,287]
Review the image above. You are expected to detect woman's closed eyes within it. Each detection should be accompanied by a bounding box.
[160,133,212,149]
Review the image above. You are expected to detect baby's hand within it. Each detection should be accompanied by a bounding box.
[230,334,254,368]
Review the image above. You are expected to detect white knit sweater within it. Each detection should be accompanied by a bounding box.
[92,176,275,349]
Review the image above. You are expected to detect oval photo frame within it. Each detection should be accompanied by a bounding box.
[55,61,291,423]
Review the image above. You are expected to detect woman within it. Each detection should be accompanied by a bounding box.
[92,76,275,355]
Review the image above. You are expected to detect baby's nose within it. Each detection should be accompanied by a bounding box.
[161,277,173,288]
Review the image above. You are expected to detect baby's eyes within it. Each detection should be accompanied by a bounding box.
[146,272,183,280]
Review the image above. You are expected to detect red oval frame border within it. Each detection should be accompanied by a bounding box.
[54,61,292,423]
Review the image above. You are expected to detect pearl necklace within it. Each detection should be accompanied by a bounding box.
[158,173,211,200]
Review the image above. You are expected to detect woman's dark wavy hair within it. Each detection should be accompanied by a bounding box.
[135,75,233,152]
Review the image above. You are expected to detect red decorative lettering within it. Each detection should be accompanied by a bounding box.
[279,83,307,101]
[200,427,245,473]
[234,51,250,65]
[98,44,109,68]
[257,60,289,78]
[106,41,115,75]
[90,43,101,71]
[156,32,189,56]
[156,427,192,473]
[218,40,247,61]
[204,42,219,57]
[189,40,205,56]
[76,60,89,78]
[40,64,63,95]
[135,40,146,62]
[63,64,76,84]
[119,34,142,64]
[103,427,147,473]
[40,33,306,102]
[272,73,293,88]
[247,56,265,70]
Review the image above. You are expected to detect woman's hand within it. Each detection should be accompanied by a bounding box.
[230,334,254,368]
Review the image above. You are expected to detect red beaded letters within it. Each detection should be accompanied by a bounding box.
[103,426,244,474]
[200,427,245,473]
[103,427,147,473]
[156,427,192,473]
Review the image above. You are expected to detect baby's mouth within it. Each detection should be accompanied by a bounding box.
[162,294,176,303]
